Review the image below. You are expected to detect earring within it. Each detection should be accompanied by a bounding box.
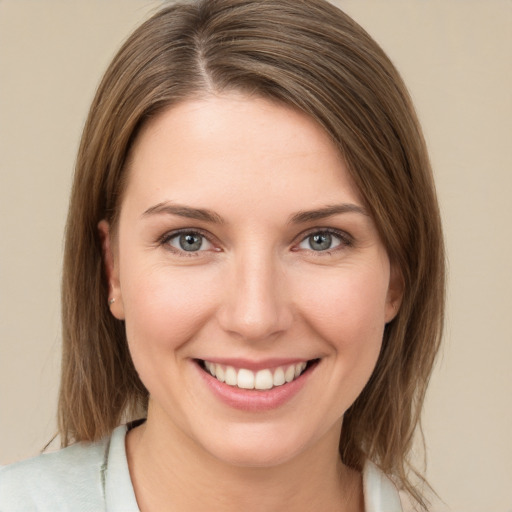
[108,298,116,306]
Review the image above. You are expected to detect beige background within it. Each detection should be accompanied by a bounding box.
[0,1,510,511]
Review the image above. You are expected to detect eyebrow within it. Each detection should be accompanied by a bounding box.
[141,201,368,225]
[142,202,225,224]
[289,204,369,224]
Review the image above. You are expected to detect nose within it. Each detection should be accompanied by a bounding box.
[217,251,293,342]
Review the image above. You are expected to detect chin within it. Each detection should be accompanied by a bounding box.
[211,441,303,468]
[196,422,325,469]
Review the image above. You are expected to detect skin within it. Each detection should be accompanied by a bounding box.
[99,93,402,512]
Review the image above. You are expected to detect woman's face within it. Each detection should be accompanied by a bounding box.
[102,93,400,467]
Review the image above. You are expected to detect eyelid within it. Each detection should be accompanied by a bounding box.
[157,226,353,255]
[293,227,353,252]
[158,228,220,255]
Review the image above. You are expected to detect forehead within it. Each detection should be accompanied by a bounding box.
[122,93,364,215]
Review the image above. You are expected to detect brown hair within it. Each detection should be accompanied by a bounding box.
[60,0,444,508]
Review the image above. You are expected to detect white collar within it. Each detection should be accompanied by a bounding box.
[105,425,403,512]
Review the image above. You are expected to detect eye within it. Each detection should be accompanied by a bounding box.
[297,230,345,252]
[165,231,214,253]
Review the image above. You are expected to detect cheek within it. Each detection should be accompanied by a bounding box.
[120,263,218,359]
[293,264,390,412]
[293,263,390,351]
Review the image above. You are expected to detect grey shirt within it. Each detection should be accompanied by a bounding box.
[0,424,402,511]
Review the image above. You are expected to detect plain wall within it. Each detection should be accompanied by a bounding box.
[0,1,510,511]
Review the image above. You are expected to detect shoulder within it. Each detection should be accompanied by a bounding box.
[0,434,110,511]
[362,460,403,512]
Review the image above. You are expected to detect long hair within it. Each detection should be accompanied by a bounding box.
[60,1,444,508]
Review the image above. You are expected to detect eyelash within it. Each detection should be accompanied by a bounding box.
[158,228,216,258]
[295,228,353,255]
[158,227,353,257]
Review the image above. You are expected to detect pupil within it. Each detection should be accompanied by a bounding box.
[179,233,202,251]
[310,233,331,251]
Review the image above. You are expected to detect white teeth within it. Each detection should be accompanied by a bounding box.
[205,361,215,376]
[215,364,225,383]
[204,361,310,390]
[273,367,285,386]
[237,369,255,389]
[255,369,273,390]
[225,366,237,385]
[295,362,306,378]
[285,365,295,383]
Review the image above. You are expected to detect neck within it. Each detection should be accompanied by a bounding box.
[126,406,363,512]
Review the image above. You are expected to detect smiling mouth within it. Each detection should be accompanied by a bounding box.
[197,359,319,391]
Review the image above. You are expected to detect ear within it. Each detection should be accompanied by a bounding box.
[384,263,404,324]
[98,220,125,320]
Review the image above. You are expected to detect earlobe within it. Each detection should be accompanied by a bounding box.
[385,263,404,323]
[98,220,125,320]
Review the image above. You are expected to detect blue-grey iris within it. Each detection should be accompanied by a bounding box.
[179,233,203,251]
[309,233,332,251]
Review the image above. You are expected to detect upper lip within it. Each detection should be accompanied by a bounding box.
[196,357,315,372]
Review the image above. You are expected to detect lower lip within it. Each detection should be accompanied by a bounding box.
[195,361,316,412]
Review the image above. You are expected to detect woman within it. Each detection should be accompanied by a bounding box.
[0,0,444,510]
